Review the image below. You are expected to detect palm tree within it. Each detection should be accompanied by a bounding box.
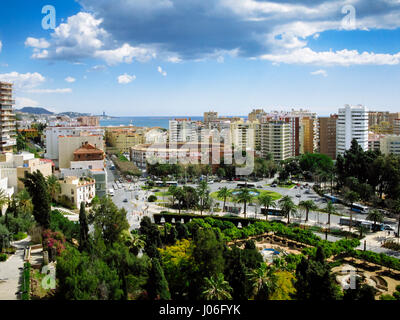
[175,187,184,214]
[202,273,233,300]
[258,194,276,221]
[16,189,33,214]
[366,209,384,230]
[217,187,231,212]
[128,230,146,256]
[298,200,317,223]
[248,263,278,300]
[0,189,8,217]
[197,181,210,216]
[345,191,360,232]
[237,188,253,219]
[325,200,336,226]
[46,175,61,202]
[278,196,297,224]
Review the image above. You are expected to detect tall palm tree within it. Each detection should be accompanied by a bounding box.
[248,263,278,300]
[202,273,233,300]
[16,189,33,214]
[0,189,8,217]
[345,191,360,232]
[278,196,297,224]
[258,194,276,221]
[46,175,61,202]
[237,188,253,219]
[298,200,317,223]
[366,209,384,230]
[325,200,336,226]
[197,181,210,216]
[217,187,231,212]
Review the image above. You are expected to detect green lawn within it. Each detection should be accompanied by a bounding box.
[210,189,282,203]
[154,191,171,197]
[266,184,296,189]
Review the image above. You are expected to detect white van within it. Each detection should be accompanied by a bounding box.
[109,189,115,196]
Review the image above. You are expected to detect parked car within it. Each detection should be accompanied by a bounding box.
[123,199,128,203]
[271,184,277,187]
[384,224,395,231]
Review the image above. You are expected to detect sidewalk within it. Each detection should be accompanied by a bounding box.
[0,236,31,300]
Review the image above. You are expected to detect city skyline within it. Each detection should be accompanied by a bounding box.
[1,1,400,116]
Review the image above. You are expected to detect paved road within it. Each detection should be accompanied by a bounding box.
[0,237,31,300]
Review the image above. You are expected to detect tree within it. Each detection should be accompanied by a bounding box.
[20,171,51,229]
[16,190,33,215]
[89,196,130,246]
[146,258,171,300]
[0,189,8,217]
[299,200,317,223]
[278,196,297,224]
[217,187,231,212]
[197,181,210,215]
[344,191,360,232]
[325,201,336,226]
[248,263,278,300]
[366,209,384,230]
[128,230,146,256]
[202,273,233,300]
[79,202,90,252]
[343,277,376,301]
[46,175,61,202]
[237,188,253,219]
[257,194,276,221]
[295,257,342,300]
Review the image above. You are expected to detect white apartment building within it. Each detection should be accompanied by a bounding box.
[169,119,198,142]
[0,82,16,152]
[44,126,104,166]
[337,105,369,155]
[261,120,291,161]
[58,176,95,208]
[230,120,257,151]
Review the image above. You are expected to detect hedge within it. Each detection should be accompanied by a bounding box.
[21,262,31,300]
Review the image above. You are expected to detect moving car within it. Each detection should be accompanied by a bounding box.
[123,199,128,203]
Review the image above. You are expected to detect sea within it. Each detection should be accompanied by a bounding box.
[100,116,245,129]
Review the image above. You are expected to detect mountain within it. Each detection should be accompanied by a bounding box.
[58,111,91,117]
[17,107,54,115]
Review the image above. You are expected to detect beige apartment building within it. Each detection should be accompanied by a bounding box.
[105,127,145,153]
[77,116,100,127]
[230,120,258,151]
[319,115,337,159]
[261,120,291,161]
[0,82,16,152]
[58,133,104,169]
[204,111,218,126]
[58,176,95,208]
[380,135,400,155]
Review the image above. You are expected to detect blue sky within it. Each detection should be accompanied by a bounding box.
[1,0,400,116]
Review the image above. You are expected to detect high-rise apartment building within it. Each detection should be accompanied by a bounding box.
[204,111,218,126]
[319,115,338,159]
[0,82,16,152]
[337,105,369,155]
[169,119,198,142]
[261,120,291,161]
[248,109,266,122]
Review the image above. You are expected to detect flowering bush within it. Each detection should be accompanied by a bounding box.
[42,229,66,256]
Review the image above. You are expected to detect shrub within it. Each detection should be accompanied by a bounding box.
[21,263,31,300]
[13,232,27,241]
[148,195,157,203]
[0,253,7,261]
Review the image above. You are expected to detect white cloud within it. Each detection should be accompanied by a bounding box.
[117,73,136,84]
[157,66,167,76]
[15,97,40,108]
[24,37,50,49]
[310,69,328,77]
[0,40,2,52]
[65,76,76,83]
[27,88,72,94]
[0,72,46,89]
[260,48,400,66]
[96,43,156,65]
[26,12,157,66]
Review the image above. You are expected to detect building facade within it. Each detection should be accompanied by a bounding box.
[319,115,338,159]
[337,105,369,155]
[0,82,16,152]
[261,120,291,161]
